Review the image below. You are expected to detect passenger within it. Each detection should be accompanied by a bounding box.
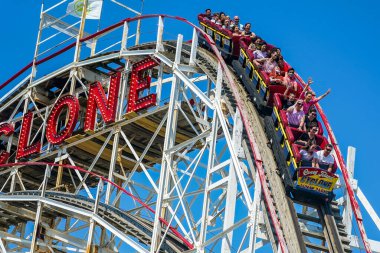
[269,66,285,85]
[232,25,241,36]
[275,48,285,70]
[222,19,230,29]
[211,13,219,23]
[302,89,331,114]
[284,68,299,92]
[231,16,243,30]
[300,144,318,167]
[286,99,305,128]
[282,87,296,109]
[295,125,319,147]
[312,144,335,172]
[299,108,319,132]
[219,12,226,21]
[249,37,262,50]
[205,9,212,20]
[254,50,279,74]
[241,23,256,38]
[253,43,269,59]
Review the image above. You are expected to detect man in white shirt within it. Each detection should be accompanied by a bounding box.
[312,144,334,172]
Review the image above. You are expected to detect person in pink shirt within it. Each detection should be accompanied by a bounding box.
[284,68,299,92]
[286,99,305,128]
[302,89,331,114]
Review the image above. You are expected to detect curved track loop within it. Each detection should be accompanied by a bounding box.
[0,162,192,252]
[0,14,371,252]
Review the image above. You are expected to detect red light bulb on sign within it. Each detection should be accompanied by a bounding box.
[0,123,14,164]
[16,112,42,160]
[127,57,159,113]
[84,72,121,132]
[46,95,80,145]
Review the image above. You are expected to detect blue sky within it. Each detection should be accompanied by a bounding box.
[0,0,379,248]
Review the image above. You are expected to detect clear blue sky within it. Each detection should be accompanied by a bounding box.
[0,0,379,248]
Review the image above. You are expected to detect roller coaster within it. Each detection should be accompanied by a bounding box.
[0,1,379,253]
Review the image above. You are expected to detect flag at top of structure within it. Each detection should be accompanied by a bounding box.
[67,0,103,19]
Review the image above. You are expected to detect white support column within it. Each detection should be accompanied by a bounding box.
[0,237,7,253]
[156,63,164,106]
[221,109,243,253]
[189,28,198,66]
[343,146,356,235]
[121,21,129,50]
[198,63,223,252]
[151,34,183,253]
[105,127,120,204]
[86,180,103,253]
[248,172,262,253]
[30,166,50,253]
[156,16,164,53]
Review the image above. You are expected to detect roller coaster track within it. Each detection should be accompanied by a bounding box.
[0,13,372,253]
[0,190,188,253]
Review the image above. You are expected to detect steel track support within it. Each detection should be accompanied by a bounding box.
[198,62,223,252]
[30,165,50,253]
[221,109,243,253]
[86,180,103,253]
[343,146,356,235]
[151,34,183,253]
[156,16,164,52]
[248,171,262,253]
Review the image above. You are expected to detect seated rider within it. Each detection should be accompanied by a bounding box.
[302,89,331,114]
[269,66,285,85]
[253,43,269,59]
[282,87,296,109]
[312,144,335,172]
[295,126,319,147]
[205,9,212,20]
[286,99,305,128]
[299,108,319,132]
[283,68,299,92]
[241,23,256,38]
[232,25,241,36]
[253,49,279,74]
[300,144,318,167]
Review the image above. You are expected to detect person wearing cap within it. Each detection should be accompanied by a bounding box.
[312,144,335,172]
[286,99,305,128]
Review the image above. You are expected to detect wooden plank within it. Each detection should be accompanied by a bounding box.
[65,134,136,169]
[124,111,192,143]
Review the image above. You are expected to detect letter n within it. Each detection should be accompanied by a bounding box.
[84,72,121,132]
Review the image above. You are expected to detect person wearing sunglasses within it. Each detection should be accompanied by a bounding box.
[295,126,319,147]
[299,108,319,132]
[312,144,335,172]
[300,144,318,167]
[286,99,305,128]
[230,16,243,30]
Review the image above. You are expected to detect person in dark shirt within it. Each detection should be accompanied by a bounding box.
[299,108,319,132]
[295,126,319,147]
[282,86,296,109]
[205,9,212,20]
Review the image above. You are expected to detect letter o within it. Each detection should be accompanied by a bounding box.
[46,95,79,145]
